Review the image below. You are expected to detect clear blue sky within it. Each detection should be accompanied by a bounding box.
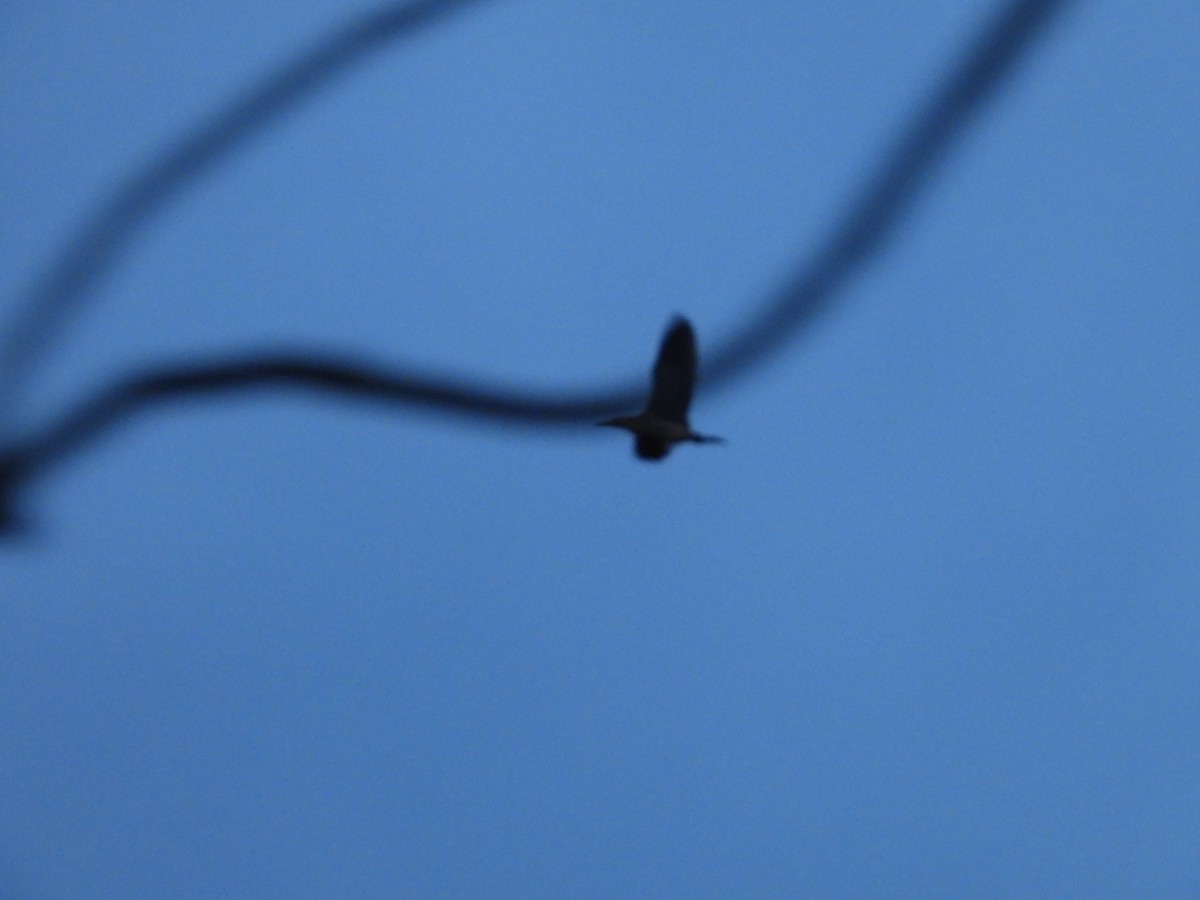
[2,2,1198,897]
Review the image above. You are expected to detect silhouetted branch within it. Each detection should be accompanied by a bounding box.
[703,0,1070,384]
[0,0,1072,530]
[0,0,490,434]
[4,351,641,485]
[0,350,644,533]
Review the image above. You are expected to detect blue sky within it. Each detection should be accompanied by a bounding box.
[2,2,1198,897]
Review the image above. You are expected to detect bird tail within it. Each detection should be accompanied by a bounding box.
[691,433,725,445]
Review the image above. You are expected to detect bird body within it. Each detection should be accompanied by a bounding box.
[599,317,723,461]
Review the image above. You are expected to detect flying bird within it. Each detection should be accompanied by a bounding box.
[599,316,724,461]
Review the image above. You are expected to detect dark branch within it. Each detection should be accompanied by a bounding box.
[0,349,644,533]
[703,0,1071,385]
[0,0,490,434]
[10,351,641,479]
[0,0,1072,531]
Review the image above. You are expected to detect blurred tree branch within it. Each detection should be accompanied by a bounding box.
[0,0,1071,532]
[0,0,490,432]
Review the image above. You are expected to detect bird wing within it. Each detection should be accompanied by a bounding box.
[645,317,697,423]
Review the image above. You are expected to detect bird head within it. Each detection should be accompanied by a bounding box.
[597,416,636,433]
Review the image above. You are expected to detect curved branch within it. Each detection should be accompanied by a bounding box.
[0,0,1072,532]
[0,350,644,533]
[11,350,641,477]
[704,0,1070,384]
[0,0,491,432]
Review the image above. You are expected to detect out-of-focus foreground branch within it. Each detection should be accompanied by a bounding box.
[0,0,490,431]
[0,0,1071,532]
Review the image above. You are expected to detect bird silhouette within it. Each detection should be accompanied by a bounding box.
[599,317,724,461]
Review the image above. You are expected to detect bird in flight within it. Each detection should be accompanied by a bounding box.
[599,316,724,461]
